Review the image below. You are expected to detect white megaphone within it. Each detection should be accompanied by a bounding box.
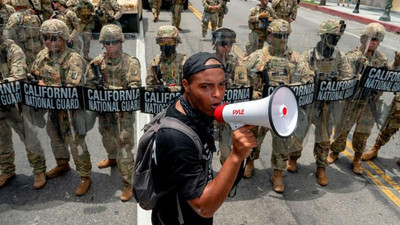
[214,85,298,138]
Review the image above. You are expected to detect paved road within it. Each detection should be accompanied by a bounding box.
[1,1,400,224]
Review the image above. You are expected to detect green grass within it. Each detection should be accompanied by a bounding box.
[301,0,320,5]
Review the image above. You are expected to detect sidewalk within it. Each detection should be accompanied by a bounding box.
[300,1,400,34]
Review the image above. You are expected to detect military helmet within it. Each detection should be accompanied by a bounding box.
[10,0,30,7]
[40,19,70,41]
[268,19,292,34]
[156,25,182,44]
[53,0,67,5]
[318,19,345,36]
[212,27,236,46]
[99,24,125,43]
[66,0,78,7]
[360,23,385,42]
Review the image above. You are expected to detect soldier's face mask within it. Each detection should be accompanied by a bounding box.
[43,35,59,42]
[323,34,341,47]
[160,45,176,57]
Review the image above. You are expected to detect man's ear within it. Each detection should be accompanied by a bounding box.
[182,79,189,93]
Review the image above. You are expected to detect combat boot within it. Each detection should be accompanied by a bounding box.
[0,173,16,188]
[33,172,46,189]
[316,167,329,186]
[201,34,206,41]
[46,160,71,178]
[286,158,298,173]
[270,169,284,193]
[362,144,381,161]
[397,158,400,166]
[121,186,133,202]
[176,27,182,31]
[352,152,364,175]
[75,177,91,196]
[327,152,339,164]
[153,15,158,22]
[243,159,254,178]
[97,158,117,169]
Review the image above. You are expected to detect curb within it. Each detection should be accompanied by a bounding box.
[299,2,400,34]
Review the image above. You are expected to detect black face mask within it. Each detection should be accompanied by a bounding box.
[160,45,176,58]
[324,34,341,47]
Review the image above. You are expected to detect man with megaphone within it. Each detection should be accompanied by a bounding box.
[243,19,307,193]
[297,19,353,186]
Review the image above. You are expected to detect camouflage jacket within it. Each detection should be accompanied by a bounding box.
[53,8,81,39]
[146,52,186,91]
[67,0,94,26]
[346,46,388,76]
[246,45,300,92]
[97,0,121,20]
[0,39,26,82]
[203,0,221,13]
[31,48,87,86]
[215,53,249,89]
[87,52,141,89]
[0,3,16,23]
[272,0,298,21]
[4,10,42,46]
[248,4,276,32]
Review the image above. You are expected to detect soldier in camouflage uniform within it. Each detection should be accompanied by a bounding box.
[171,0,184,30]
[0,0,16,23]
[201,0,222,41]
[297,19,352,186]
[272,0,298,23]
[4,0,43,68]
[66,0,94,61]
[51,0,82,54]
[217,0,228,28]
[86,24,141,202]
[328,23,394,175]
[0,20,47,189]
[211,27,249,164]
[146,25,186,92]
[362,92,400,166]
[41,0,53,20]
[245,19,308,193]
[151,0,161,22]
[31,19,92,196]
[245,0,276,56]
[96,0,122,27]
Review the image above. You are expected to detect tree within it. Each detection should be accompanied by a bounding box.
[320,0,326,5]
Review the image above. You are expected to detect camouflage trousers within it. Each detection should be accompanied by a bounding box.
[98,112,135,187]
[312,104,333,167]
[253,126,304,170]
[375,98,400,147]
[47,111,91,177]
[215,122,233,164]
[172,3,183,28]
[331,99,375,154]
[0,107,46,175]
[245,30,267,56]
[41,0,54,21]
[201,12,218,37]
[82,26,92,57]
[152,0,162,17]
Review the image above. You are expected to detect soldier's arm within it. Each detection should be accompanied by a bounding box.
[68,11,82,39]
[202,0,211,10]
[272,0,281,8]
[145,59,157,90]
[126,57,142,88]
[65,54,87,86]
[291,0,298,20]
[110,0,122,11]
[248,7,260,23]
[84,60,97,88]
[232,57,249,87]
[5,44,27,82]
[295,51,314,84]
[338,51,354,80]
[267,6,276,19]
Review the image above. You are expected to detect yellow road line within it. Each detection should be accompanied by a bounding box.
[188,4,245,59]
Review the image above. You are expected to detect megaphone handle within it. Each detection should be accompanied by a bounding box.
[229,122,245,130]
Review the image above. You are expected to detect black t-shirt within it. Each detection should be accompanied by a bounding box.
[151,103,215,225]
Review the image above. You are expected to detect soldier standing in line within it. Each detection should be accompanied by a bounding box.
[86,24,141,202]
[362,91,400,166]
[151,0,161,22]
[171,0,184,30]
[95,0,122,27]
[4,0,43,68]
[272,0,298,23]
[297,19,352,186]
[201,0,222,41]
[146,25,186,92]
[245,0,275,56]
[51,0,82,54]
[0,19,47,189]
[244,19,309,193]
[66,0,94,61]
[31,19,92,196]
[211,27,249,164]
[0,0,16,23]
[40,0,53,20]
[217,0,228,28]
[328,23,400,174]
